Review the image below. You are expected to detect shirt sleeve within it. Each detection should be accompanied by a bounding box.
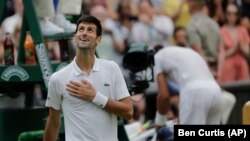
[154,53,164,80]
[112,62,130,100]
[45,74,62,110]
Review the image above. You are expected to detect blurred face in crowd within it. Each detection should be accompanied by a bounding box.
[214,0,223,5]
[187,0,196,13]
[226,4,239,25]
[139,1,154,17]
[241,16,250,31]
[174,28,187,47]
[187,0,205,14]
[120,3,131,18]
[90,5,108,22]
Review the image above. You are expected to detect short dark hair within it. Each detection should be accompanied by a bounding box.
[173,26,185,38]
[190,0,206,7]
[75,15,102,37]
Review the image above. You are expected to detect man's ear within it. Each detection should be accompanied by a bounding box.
[96,36,102,45]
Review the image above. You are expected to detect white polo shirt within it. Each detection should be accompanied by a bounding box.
[46,57,130,141]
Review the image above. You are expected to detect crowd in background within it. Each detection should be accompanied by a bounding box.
[1,0,250,81]
[0,0,249,126]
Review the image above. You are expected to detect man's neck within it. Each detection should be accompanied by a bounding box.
[75,50,95,74]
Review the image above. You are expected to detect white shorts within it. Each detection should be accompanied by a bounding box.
[179,86,222,124]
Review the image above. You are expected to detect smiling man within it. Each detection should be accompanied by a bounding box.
[43,15,133,141]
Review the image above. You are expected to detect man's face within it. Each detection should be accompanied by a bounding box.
[186,0,196,13]
[175,29,187,47]
[226,4,238,24]
[139,1,153,16]
[74,22,101,49]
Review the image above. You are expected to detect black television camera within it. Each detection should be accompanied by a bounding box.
[122,43,156,95]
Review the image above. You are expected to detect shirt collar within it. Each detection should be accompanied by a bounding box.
[73,56,100,76]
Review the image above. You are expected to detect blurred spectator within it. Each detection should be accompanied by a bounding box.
[173,26,187,47]
[162,0,191,27]
[240,0,250,18]
[186,0,224,79]
[218,3,250,83]
[150,0,164,15]
[240,15,250,35]
[105,0,140,19]
[127,0,140,18]
[131,0,174,48]
[240,15,250,62]
[106,0,119,20]
[81,0,92,15]
[90,5,125,68]
[1,0,23,35]
[116,1,137,50]
[206,0,227,26]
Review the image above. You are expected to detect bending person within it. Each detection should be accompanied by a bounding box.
[154,46,222,126]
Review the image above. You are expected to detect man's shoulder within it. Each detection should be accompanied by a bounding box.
[97,58,121,72]
[98,58,117,67]
[187,18,220,36]
[50,62,72,79]
[56,62,72,72]
[188,14,219,27]
[155,46,173,58]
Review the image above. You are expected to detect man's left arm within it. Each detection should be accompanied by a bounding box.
[154,72,170,129]
[103,62,133,120]
[104,96,133,120]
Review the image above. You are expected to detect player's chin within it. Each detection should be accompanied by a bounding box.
[78,43,90,49]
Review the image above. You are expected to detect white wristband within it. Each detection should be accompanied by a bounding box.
[92,92,108,108]
[155,111,167,126]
